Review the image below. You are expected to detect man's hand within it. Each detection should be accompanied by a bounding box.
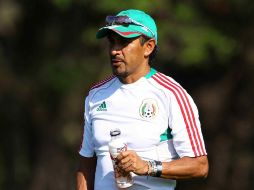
[116,150,148,175]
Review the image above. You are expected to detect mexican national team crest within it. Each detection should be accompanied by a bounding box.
[139,98,158,119]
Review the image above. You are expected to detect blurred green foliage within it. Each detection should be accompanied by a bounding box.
[52,0,73,10]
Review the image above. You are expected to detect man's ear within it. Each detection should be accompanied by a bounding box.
[144,39,156,58]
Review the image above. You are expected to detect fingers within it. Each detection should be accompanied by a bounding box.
[116,151,147,175]
[116,150,134,160]
[117,151,136,171]
[117,151,138,165]
[119,160,133,171]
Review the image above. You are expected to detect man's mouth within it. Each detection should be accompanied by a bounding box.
[111,58,123,66]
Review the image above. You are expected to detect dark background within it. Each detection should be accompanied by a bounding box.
[0,0,253,190]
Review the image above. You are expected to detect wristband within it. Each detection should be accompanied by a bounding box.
[148,160,162,177]
[154,160,162,177]
[149,160,156,177]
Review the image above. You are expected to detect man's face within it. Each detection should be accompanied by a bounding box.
[107,32,147,80]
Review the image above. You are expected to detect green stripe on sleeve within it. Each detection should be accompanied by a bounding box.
[160,127,173,141]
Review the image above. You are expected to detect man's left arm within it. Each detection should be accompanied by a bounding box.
[161,155,209,179]
[116,150,208,180]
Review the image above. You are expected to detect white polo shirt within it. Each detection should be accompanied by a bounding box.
[79,68,207,190]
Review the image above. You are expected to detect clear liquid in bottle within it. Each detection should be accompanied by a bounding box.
[108,129,134,188]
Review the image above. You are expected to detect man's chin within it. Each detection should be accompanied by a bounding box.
[112,69,128,78]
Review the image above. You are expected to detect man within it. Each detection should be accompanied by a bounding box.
[76,9,209,190]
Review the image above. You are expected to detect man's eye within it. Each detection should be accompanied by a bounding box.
[120,38,131,45]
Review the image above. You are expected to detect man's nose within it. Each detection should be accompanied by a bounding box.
[110,44,122,56]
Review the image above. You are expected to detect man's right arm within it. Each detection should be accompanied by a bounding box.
[76,155,97,190]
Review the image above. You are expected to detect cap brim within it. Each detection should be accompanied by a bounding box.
[96,25,142,39]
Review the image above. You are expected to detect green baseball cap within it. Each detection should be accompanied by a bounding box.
[96,9,158,44]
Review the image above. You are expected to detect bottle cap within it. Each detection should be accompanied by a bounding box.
[110,128,121,136]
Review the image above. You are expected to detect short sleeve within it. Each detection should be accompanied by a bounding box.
[79,96,95,157]
[168,88,207,158]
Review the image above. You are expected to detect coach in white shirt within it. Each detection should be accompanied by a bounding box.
[76,9,209,190]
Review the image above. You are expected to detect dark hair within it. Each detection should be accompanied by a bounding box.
[139,36,158,64]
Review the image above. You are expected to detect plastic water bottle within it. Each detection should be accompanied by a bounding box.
[108,129,134,188]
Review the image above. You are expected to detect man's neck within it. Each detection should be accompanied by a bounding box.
[119,65,151,84]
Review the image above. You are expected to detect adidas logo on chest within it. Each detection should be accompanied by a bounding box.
[96,101,107,111]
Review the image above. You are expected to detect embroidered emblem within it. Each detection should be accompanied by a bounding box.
[97,101,107,111]
[139,98,158,119]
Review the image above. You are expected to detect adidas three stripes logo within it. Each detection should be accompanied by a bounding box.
[96,101,107,111]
